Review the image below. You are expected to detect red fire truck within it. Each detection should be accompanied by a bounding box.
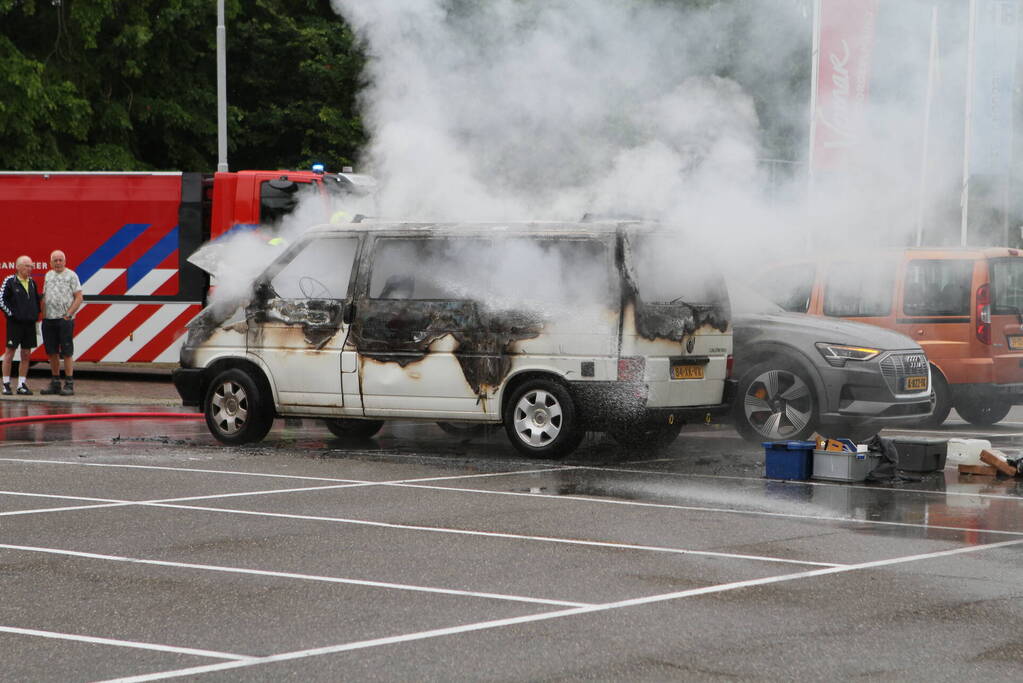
[0,168,374,365]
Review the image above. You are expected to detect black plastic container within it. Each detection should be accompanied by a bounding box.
[892,437,948,472]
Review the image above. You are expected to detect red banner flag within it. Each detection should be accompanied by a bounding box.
[810,0,880,172]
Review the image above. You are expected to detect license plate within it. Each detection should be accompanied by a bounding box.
[1010,336,1023,350]
[671,364,704,380]
[902,375,928,391]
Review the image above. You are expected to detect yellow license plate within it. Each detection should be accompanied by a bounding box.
[671,364,704,380]
[902,375,928,391]
[1009,336,1023,350]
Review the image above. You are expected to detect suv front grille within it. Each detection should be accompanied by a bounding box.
[879,352,929,395]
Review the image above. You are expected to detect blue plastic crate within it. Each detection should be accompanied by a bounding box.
[763,441,816,480]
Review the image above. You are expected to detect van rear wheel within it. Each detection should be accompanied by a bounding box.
[955,397,1011,426]
[609,421,683,452]
[204,369,274,445]
[504,379,583,459]
[324,419,384,439]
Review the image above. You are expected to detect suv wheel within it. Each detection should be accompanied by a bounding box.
[204,368,274,445]
[503,379,583,459]
[733,360,817,442]
[921,369,951,427]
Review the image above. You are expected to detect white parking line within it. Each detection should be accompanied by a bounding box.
[387,482,1023,537]
[0,487,843,568]
[141,502,844,568]
[0,457,571,484]
[579,464,1023,503]
[0,544,590,608]
[96,537,1023,683]
[0,625,252,661]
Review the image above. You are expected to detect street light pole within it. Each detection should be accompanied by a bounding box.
[216,0,229,173]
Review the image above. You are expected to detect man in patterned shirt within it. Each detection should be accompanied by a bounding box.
[40,250,83,396]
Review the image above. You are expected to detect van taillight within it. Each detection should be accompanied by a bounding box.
[726,354,734,379]
[618,357,645,381]
[976,283,991,345]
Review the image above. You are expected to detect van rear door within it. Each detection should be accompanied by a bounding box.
[988,255,1023,386]
[621,233,731,408]
[894,257,974,383]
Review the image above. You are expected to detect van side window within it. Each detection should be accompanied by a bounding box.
[492,238,613,306]
[270,236,359,300]
[369,236,613,307]
[759,264,814,313]
[823,261,895,317]
[369,237,490,300]
[903,260,973,317]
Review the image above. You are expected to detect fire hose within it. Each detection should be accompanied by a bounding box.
[0,412,201,427]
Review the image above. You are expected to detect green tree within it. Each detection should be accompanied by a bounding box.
[0,0,366,172]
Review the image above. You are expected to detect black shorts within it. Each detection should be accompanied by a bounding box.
[5,319,37,351]
[42,318,74,357]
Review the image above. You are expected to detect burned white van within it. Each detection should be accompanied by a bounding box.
[173,221,734,458]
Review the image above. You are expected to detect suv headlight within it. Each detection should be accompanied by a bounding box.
[815,342,881,367]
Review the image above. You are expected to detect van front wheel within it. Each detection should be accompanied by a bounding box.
[955,397,1011,426]
[504,380,583,459]
[204,369,274,445]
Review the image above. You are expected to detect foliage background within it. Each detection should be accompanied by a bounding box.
[0,0,810,172]
[0,0,366,171]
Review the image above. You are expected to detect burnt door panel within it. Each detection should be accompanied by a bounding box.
[249,235,360,410]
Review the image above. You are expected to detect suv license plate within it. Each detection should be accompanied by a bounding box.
[1009,336,1023,350]
[671,364,704,380]
[902,376,928,391]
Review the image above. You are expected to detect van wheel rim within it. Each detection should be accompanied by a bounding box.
[513,389,563,447]
[211,380,248,435]
[743,369,812,440]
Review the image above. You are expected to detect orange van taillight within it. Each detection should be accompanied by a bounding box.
[618,357,645,381]
[726,354,734,379]
[976,283,991,345]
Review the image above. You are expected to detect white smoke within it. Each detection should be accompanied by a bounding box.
[328,0,995,273]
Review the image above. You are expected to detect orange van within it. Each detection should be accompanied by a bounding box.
[759,247,1023,426]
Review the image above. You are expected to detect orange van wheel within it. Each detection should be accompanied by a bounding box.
[954,397,1011,426]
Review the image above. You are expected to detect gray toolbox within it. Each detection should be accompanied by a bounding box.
[812,450,879,482]
[891,437,947,472]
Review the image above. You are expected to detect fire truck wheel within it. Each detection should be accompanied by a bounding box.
[503,378,584,459]
[324,418,384,439]
[204,369,274,445]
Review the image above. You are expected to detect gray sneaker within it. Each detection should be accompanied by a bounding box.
[60,380,74,396]
[40,379,62,395]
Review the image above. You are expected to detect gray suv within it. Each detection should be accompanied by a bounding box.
[729,286,932,441]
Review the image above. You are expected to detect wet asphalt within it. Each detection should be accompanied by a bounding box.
[0,382,1022,682]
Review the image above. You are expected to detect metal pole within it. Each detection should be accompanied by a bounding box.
[806,0,822,250]
[961,0,978,247]
[216,0,229,173]
[915,6,939,247]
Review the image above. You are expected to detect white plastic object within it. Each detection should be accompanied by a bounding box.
[945,438,991,467]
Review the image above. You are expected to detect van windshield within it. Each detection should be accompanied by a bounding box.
[628,235,727,305]
[991,258,1023,316]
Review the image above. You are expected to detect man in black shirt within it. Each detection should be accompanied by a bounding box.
[0,256,43,395]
